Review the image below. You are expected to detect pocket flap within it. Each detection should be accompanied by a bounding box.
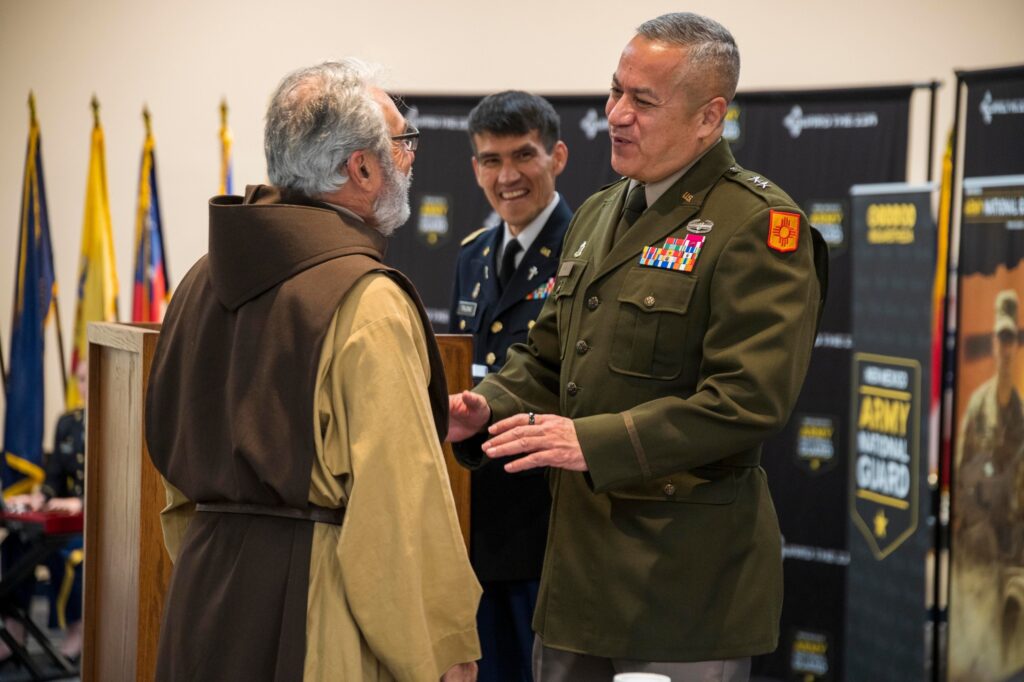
[609,468,737,505]
[617,267,697,314]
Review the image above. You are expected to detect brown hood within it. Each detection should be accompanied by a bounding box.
[207,185,388,311]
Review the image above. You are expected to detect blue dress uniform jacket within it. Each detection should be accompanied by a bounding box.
[464,140,827,662]
[44,408,86,499]
[449,196,572,582]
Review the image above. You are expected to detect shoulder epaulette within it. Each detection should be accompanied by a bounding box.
[724,166,779,201]
[461,226,489,246]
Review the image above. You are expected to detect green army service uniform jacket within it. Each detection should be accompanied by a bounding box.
[470,140,826,662]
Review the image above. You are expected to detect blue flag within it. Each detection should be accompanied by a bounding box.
[3,96,56,496]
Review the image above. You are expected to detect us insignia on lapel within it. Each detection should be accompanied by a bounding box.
[526,277,556,300]
[767,210,800,252]
[639,235,705,272]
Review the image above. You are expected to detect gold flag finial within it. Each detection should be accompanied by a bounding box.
[91,95,100,127]
[143,104,152,136]
[220,98,228,126]
[28,91,37,125]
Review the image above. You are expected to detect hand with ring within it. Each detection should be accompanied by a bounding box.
[483,411,587,473]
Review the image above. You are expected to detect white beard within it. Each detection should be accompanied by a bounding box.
[372,166,412,236]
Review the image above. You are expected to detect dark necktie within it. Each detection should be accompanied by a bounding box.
[614,183,647,242]
[498,238,521,291]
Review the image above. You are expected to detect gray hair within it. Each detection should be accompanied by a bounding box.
[265,59,390,196]
[637,13,740,101]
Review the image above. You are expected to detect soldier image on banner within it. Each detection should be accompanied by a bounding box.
[952,288,1024,680]
[950,176,1024,681]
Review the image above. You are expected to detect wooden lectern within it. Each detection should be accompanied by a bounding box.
[82,322,168,682]
[436,333,473,548]
[82,323,472,681]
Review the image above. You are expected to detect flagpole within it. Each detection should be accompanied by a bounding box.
[52,295,69,405]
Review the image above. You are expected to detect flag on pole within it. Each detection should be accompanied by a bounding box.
[932,131,955,490]
[67,96,119,411]
[131,106,170,322]
[219,98,233,195]
[3,93,58,495]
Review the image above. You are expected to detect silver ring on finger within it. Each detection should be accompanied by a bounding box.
[528,412,536,425]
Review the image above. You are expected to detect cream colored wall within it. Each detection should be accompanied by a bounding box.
[0,0,1021,443]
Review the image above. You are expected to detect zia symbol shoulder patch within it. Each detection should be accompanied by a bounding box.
[767,209,800,252]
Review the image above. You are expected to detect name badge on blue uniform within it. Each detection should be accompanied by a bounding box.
[457,301,478,317]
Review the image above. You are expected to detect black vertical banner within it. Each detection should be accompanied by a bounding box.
[846,184,936,681]
[730,87,913,681]
[961,67,1024,178]
[389,95,617,329]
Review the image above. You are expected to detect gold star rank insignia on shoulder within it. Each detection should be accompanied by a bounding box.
[767,210,800,252]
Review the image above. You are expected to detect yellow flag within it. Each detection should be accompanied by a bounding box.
[219,98,233,195]
[67,97,119,410]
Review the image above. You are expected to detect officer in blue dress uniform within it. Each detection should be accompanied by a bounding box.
[448,91,572,682]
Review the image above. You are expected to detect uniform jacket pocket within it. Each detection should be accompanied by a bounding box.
[610,267,697,380]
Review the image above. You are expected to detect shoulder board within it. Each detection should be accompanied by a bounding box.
[723,167,786,204]
[461,226,489,246]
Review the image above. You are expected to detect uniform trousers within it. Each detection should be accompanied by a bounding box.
[477,579,539,682]
[532,637,751,682]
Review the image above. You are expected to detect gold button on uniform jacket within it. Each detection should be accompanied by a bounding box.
[467,141,827,662]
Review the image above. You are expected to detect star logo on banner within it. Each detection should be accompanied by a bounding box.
[873,509,889,538]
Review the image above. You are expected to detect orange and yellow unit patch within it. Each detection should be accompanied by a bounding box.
[767,210,800,252]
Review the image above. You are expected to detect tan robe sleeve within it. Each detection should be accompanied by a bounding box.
[158,479,195,562]
[304,273,480,682]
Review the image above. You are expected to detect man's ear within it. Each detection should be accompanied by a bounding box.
[471,155,485,189]
[700,97,729,136]
[550,141,569,177]
[345,150,374,188]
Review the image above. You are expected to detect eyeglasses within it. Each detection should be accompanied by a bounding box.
[391,121,419,152]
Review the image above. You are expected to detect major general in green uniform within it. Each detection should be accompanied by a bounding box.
[449,12,827,681]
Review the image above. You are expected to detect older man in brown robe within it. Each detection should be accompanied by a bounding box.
[145,60,480,682]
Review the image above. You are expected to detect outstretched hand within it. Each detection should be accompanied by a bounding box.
[483,412,587,473]
[447,391,491,442]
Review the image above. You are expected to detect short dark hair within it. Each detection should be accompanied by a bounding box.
[467,91,561,153]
